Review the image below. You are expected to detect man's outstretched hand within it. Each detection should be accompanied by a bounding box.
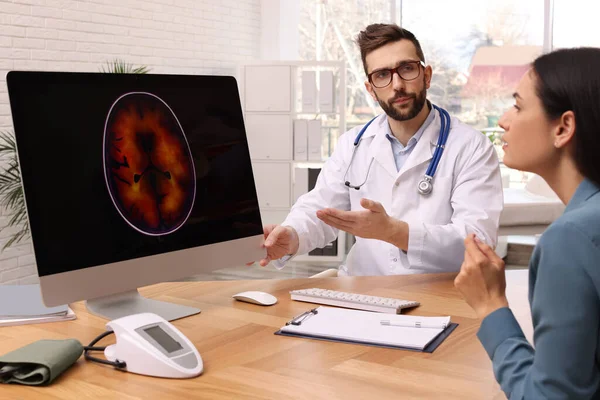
[247,224,299,267]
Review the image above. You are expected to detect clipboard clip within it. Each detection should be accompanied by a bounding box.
[286,308,318,326]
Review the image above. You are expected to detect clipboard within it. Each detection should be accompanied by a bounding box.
[274,306,458,353]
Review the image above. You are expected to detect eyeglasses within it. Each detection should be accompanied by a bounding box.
[368,61,426,88]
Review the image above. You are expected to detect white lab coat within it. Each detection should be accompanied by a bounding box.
[282,111,503,276]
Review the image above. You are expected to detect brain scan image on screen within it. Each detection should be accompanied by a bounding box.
[104,92,196,236]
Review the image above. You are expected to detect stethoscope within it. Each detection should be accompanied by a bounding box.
[343,104,451,195]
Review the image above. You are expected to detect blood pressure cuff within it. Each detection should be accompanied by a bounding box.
[0,339,83,385]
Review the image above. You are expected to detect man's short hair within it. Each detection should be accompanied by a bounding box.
[355,23,425,75]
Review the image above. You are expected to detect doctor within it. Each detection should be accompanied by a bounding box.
[254,23,503,275]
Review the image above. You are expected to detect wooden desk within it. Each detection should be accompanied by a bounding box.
[0,270,531,400]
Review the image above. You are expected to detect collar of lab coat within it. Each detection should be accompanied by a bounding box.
[366,107,444,179]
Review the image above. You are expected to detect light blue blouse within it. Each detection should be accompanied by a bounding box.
[478,178,600,399]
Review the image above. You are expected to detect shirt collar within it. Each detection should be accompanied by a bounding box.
[565,178,600,213]
[385,104,435,148]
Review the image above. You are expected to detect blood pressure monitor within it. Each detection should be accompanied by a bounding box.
[104,313,203,378]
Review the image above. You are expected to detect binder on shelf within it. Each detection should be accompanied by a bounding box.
[301,71,317,113]
[293,119,308,161]
[307,120,322,161]
[319,70,334,113]
[275,306,457,353]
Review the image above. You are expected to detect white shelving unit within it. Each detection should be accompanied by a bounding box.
[238,60,347,264]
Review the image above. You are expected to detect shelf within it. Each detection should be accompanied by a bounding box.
[244,111,340,118]
[292,112,341,116]
[250,160,329,166]
[240,60,347,264]
[259,207,291,212]
[293,254,344,263]
[294,231,347,264]
[239,60,345,68]
[251,159,292,163]
[292,161,326,168]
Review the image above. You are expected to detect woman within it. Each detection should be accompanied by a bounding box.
[454,47,600,399]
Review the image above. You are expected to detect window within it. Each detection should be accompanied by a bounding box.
[402,0,543,188]
[553,0,600,48]
[299,0,391,130]
[298,0,547,188]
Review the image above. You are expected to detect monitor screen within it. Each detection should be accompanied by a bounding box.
[7,71,263,278]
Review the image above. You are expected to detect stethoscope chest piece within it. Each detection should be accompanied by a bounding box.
[417,176,433,195]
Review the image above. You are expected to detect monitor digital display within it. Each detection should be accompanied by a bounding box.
[143,325,184,354]
[7,72,263,277]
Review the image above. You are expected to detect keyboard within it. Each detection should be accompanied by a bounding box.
[289,288,420,314]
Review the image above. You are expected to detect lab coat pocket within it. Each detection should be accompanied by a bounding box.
[418,176,454,224]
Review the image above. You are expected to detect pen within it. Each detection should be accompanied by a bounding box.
[380,320,447,329]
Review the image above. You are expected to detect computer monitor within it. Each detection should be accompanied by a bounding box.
[6,71,265,321]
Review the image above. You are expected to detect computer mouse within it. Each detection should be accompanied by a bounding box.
[232,291,278,306]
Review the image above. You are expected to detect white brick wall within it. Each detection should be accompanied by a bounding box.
[0,0,262,284]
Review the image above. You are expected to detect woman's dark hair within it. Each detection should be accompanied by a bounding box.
[532,47,600,186]
[355,24,425,75]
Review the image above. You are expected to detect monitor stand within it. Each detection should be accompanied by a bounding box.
[86,289,201,322]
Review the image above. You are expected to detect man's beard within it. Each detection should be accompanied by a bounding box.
[377,82,427,122]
